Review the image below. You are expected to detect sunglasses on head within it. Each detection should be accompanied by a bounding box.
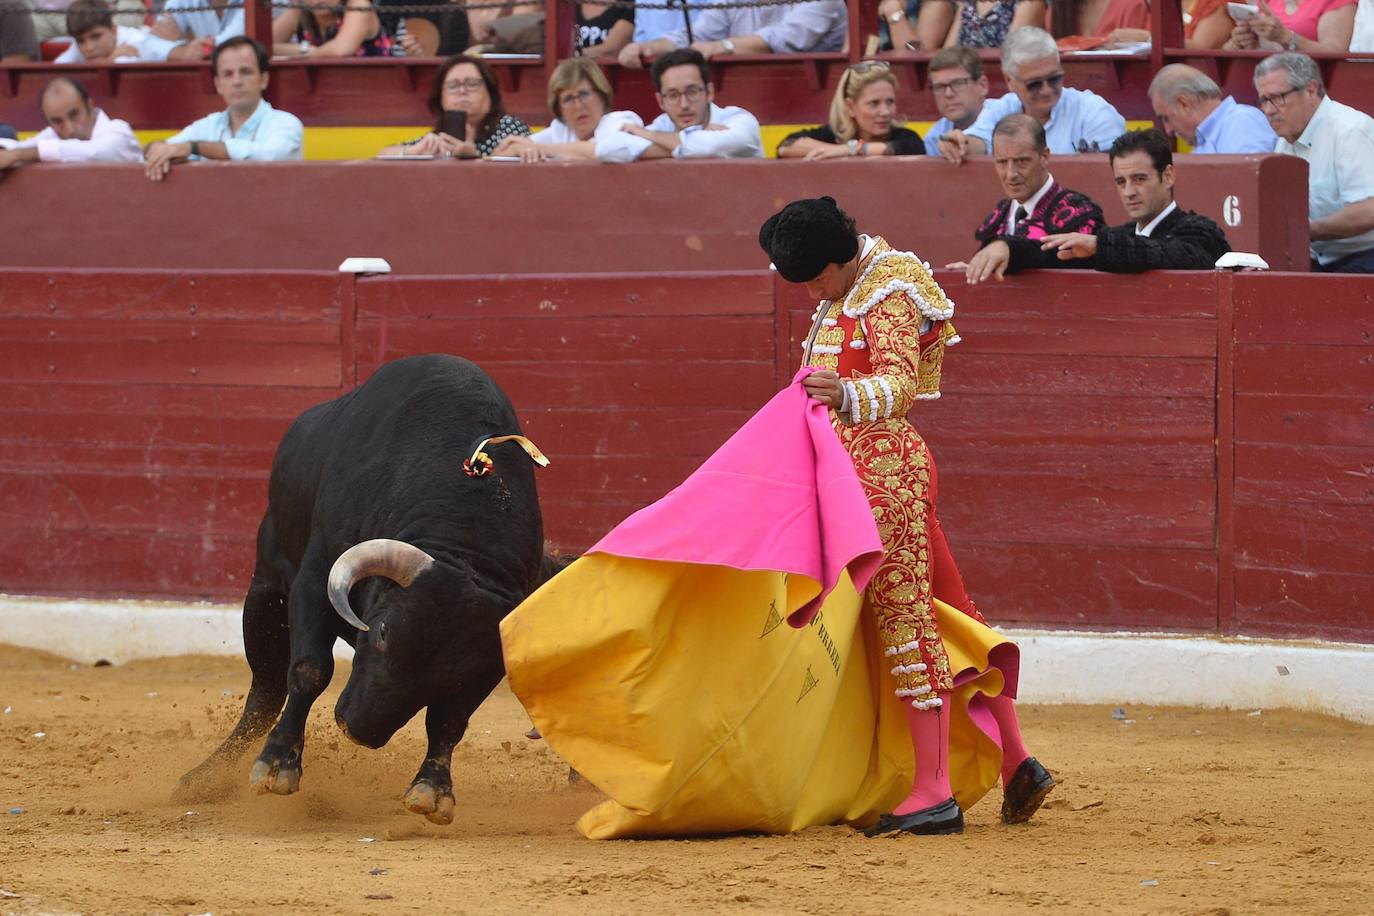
[1020,72,1064,94]
[849,60,892,73]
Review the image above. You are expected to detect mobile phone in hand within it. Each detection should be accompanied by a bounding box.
[1226,2,1261,20]
[440,110,467,140]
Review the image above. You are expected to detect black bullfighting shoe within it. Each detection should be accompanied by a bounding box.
[1001,757,1056,824]
[863,797,965,837]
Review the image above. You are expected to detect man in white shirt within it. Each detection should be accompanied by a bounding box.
[1256,51,1374,273]
[54,0,181,63]
[152,0,248,61]
[948,114,1105,284]
[1354,0,1374,52]
[618,0,845,67]
[599,48,762,162]
[937,27,1125,163]
[144,36,303,181]
[0,77,142,175]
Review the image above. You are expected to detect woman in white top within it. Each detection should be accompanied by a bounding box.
[493,57,642,162]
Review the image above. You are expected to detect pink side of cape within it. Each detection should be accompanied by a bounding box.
[589,369,883,626]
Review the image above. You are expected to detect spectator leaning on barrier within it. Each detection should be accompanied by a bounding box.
[598,47,763,160]
[617,0,847,68]
[1183,0,1238,48]
[1149,64,1276,153]
[377,54,531,158]
[948,112,1105,283]
[0,77,142,176]
[1256,51,1374,273]
[634,0,701,44]
[154,0,260,60]
[54,0,181,63]
[273,0,392,56]
[492,57,644,161]
[1046,0,1151,43]
[776,60,925,158]
[938,26,1125,162]
[1225,0,1356,53]
[1038,128,1231,271]
[0,0,39,61]
[577,0,636,57]
[929,0,1047,49]
[923,45,989,155]
[144,36,304,181]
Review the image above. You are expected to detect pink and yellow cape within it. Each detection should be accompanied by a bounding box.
[499,371,1019,838]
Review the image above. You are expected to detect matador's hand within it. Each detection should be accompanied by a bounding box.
[803,370,844,409]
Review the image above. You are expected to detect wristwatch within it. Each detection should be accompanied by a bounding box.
[189,140,200,158]
[888,10,905,22]
[721,38,736,54]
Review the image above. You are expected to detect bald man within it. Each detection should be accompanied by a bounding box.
[0,77,141,175]
[1149,63,1274,154]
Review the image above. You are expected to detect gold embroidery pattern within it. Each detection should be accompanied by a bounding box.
[837,420,953,700]
[800,237,963,700]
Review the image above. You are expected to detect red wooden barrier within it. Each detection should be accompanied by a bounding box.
[350,271,779,548]
[0,270,343,597]
[1228,274,1374,642]
[0,156,1310,275]
[1,267,1369,643]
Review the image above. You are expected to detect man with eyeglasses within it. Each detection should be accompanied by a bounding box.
[1255,51,1374,274]
[937,27,1125,164]
[947,114,1105,284]
[923,46,989,157]
[617,0,845,68]
[598,48,762,161]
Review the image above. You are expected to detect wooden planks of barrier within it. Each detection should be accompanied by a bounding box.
[0,266,1369,643]
[0,156,1311,275]
[0,270,342,597]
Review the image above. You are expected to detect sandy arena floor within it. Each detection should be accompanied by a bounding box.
[2,643,1372,915]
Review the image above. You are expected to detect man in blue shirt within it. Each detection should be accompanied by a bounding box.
[1149,64,1275,154]
[937,27,1125,163]
[144,36,303,181]
[922,45,988,157]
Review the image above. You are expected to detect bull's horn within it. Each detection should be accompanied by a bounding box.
[326,539,436,631]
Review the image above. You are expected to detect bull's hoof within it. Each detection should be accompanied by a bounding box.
[249,757,301,796]
[403,781,455,826]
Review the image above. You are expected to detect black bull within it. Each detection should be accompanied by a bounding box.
[176,354,566,823]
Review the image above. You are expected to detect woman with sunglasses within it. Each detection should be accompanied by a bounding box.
[376,54,530,159]
[492,57,644,162]
[777,62,925,159]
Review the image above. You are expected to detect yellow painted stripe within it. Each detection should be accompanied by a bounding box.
[17,120,1156,161]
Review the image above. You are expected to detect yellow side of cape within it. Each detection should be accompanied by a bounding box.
[499,553,1012,839]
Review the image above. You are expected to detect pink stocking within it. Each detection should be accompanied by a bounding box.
[982,692,1030,785]
[894,695,954,815]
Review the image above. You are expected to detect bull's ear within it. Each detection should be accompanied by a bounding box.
[327,539,436,631]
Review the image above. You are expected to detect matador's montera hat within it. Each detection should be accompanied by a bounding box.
[758,196,860,283]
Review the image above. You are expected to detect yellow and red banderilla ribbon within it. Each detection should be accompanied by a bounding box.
[463,435,550,478]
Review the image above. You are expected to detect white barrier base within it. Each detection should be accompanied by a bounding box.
[2,594,1370,725]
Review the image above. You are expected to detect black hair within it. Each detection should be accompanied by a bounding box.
[651,48,710,94]
[1108,127,1173,174]
[211,35,269,77]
